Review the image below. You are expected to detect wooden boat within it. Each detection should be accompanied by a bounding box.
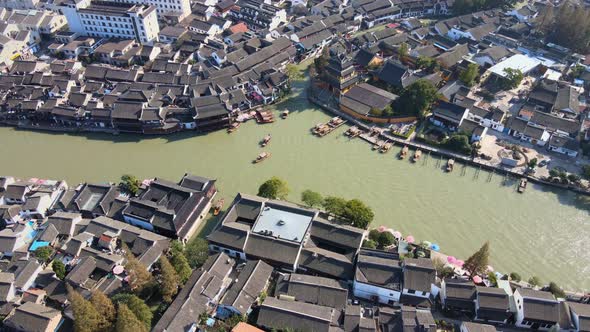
[399,145,409,159]
[281,110,289,119]
[372,140,383,151]
[412,149,422,162]
[345,126,360,138]
[518,178,527,193]
[213,198,224,216]
[255,109,275,124]
[254,152,271,163]
[446,159,455,172]
[261,134,271,147]
[227,122,240,133]
[328,116,344,127]
[380,142,392,153]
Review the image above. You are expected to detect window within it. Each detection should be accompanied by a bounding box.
[407,289,415,294]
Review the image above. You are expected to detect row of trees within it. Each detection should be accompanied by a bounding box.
[69,287,152,332]
[536,3,590,53]
[302,190,374,229]
[363,229,396,249]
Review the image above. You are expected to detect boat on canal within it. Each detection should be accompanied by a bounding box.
[518,178,527,193]
[345,126,361,138]
[372,140,384,151]
[255,109,275,124]
[227,122,240,133]
[261,134,271,147]
[412,149,422,162]
[380,142,392,153]
[446,159,455,172]
[328,116,346,128]
[254,152,271,163]
[213,198,224,216]
[281,110,289,119]
[399,145,409,159]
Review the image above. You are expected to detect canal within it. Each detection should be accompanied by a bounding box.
[0,75,589,291]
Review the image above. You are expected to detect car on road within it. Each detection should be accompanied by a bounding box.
[539,159,550,167]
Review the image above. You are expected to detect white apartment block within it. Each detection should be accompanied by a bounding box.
[58,0,159,44]
[107,0,190,19]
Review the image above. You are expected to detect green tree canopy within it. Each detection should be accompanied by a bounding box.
[444,133,473,155]
[396,80,439,119]
[68,285,101,332]
[111,293,152,329]
[257,176,290,200]
[159,256,180,303]
[509,272,522,282]
[34,246,53,263]
[322,196,348,217]
[120,174,140,196]
[184,237,210,269]
[459,63,479,86]
[548,282,566,298]
[301,190,323,208]
[368,229,395,248]
[528,276,542,287]
[500,68,524,90]
[90,290,116,331]
[362,239,377,249]
[416,56,439,72]
[463,241,490,278]
[342,199,374,229]
[546,3,590,53]
[52,260,66,280]
[285,64,304,81]
[115,304,148,332]
[398,42,409,61]
[169,249,192,284]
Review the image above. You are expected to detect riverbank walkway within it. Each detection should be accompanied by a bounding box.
[307,93,590,196]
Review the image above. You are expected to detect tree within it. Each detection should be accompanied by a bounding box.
[433,258,455,279]
[500,68,523,90]
[301,190,323,208]
[459,63,479,86]
[120,174,140,196]
[169,250,192,284]
[487,271,498,287]
[90,290,116,331]
[68,285,101,332]
[159,256,180,303]
[124,249,153,293]
[548,282,566,298]
[568,174,581,184]
[382,104,394,117]
[509,272,522,282]
[257,177,290,200]
[376,232,395,248]
[396,80,439,119]
[416,56,439,72]
[582,165,590,180]
[34,246,53,263]
[528,158,538,169]
[444,134,473,155]
[115,304,148,332]
[111,293,152,329]
[342,199,374,229]
[314,48,329,75]
[546,4,590,53]
[285,64,303,81]
[52,260,66,280]
[184,237,210,269]
[398,42,409,62]
[528,276,541,287]
[369,107,384,117]
[362,239,377,249]
[463,242,490,278]
[322,196,347,217]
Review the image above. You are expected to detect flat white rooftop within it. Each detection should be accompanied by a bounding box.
[251,204,313,243]
[488,54,541,78]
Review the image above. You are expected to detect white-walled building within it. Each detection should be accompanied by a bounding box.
[353,249,403,305]
[513,288,561,330]
[57,0,160,44]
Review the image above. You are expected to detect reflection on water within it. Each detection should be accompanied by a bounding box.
[0,90,589,291]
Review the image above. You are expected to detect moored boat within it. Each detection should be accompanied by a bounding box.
[518,178,527,193]
[345,126,360,138]
[412,149,422,162]
[399,145,409,159]
[380,142,392,153]
[227,122,240,133]
[446,159,455,172]
[213,198,225,216]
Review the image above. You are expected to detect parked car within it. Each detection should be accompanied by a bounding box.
[539,159,550,167]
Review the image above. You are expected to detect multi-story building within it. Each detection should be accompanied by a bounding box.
[57,0,159,44]
[229,0,287,31]
[109,0,190,19]
[0,0,40,10]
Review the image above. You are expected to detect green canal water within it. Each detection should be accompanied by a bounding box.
[0,80,589,291]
